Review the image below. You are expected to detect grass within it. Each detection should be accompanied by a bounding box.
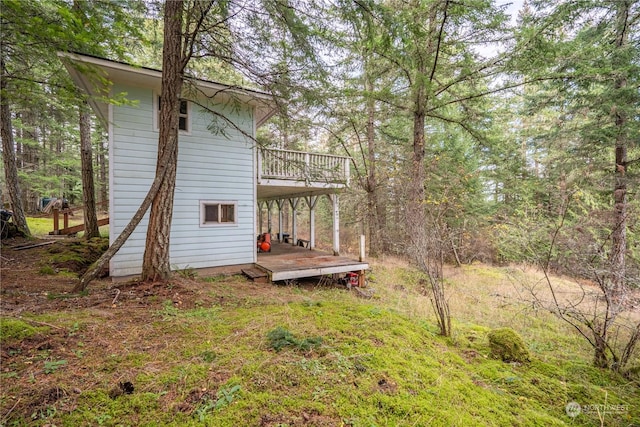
[1,264,638,426]
[26,216,108,238]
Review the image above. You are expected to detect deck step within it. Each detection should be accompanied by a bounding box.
[242,267,269,283]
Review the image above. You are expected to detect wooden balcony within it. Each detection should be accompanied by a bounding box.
[257,148,351,201]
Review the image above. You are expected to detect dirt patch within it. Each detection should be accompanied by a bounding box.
[376,376,398,394]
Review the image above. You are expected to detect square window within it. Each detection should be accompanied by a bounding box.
[200,201,237,226]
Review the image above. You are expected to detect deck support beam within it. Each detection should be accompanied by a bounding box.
[267,200,274,234]
[289,197,300,246]
[257,201,264,233]
[329,194,340,256]
[276,200,284,242]
[305,195,318,250]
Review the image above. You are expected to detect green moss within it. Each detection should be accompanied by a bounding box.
[4,266,640,426]
[0,317,45,342]
[45,238,109,273]
[488,327,531,363]
[38,265,57,275]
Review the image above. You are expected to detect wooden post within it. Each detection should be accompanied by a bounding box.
[329,194,340,256]
[359,234,365,262]
[290,197,300,246]
[277,199,284,242]
[267,200,273,234]
[358,270,366,288]
[257,148,263,184]
[344,157,350,186]
[53,209,59,234]
[63,211,69,230]
[304,152,310,178]
[257,201,263,234]
[306,196,318,250]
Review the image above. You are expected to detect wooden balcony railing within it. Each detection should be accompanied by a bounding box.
[258,148,350,185]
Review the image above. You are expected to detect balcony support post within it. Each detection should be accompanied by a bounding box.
[257,201,264,234]
[267,200,274,234]
[306,195,318,250]
[289,197,300,246]
[276,199,284,242]
[257,148,263,184]
[328,194,340,256]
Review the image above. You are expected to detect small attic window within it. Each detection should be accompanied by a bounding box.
[157,96,189,132]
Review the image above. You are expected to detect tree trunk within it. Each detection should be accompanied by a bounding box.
[406,0,451,337]
[140,0,184,281]
[0,55,31,236]
[407,67,427,262]
[80,102,100,239]
[22,110,40,213]
[593,333,609,369]
[365,68,382,257]
[98,138,108,208]
[609,1,629,299]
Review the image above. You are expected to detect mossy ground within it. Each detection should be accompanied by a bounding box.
[1,260,638,426]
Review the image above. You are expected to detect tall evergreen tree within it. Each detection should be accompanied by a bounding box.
[336,0,510,336]
[511,0,640,370]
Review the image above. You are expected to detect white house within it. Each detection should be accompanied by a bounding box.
[60,52,367,281]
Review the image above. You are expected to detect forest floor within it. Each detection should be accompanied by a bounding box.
[0,236,284,315]
[1,236,639,426]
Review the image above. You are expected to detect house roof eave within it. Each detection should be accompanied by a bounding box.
[58,51,277,128]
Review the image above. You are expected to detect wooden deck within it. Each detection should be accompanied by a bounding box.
[256,241,369,281]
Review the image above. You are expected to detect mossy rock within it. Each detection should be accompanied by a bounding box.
[487,327,530,363]
[47,238,109,274]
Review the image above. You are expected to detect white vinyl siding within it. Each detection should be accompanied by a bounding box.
[109,83,256,277]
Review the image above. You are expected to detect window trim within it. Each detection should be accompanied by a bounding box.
[199,200,238,227]
[154,94,191,135]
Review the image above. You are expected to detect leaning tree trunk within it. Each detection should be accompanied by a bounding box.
[79,101,100,239]
[140,0,184,281]
[75,140,178,291]
[0,55,31,237]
